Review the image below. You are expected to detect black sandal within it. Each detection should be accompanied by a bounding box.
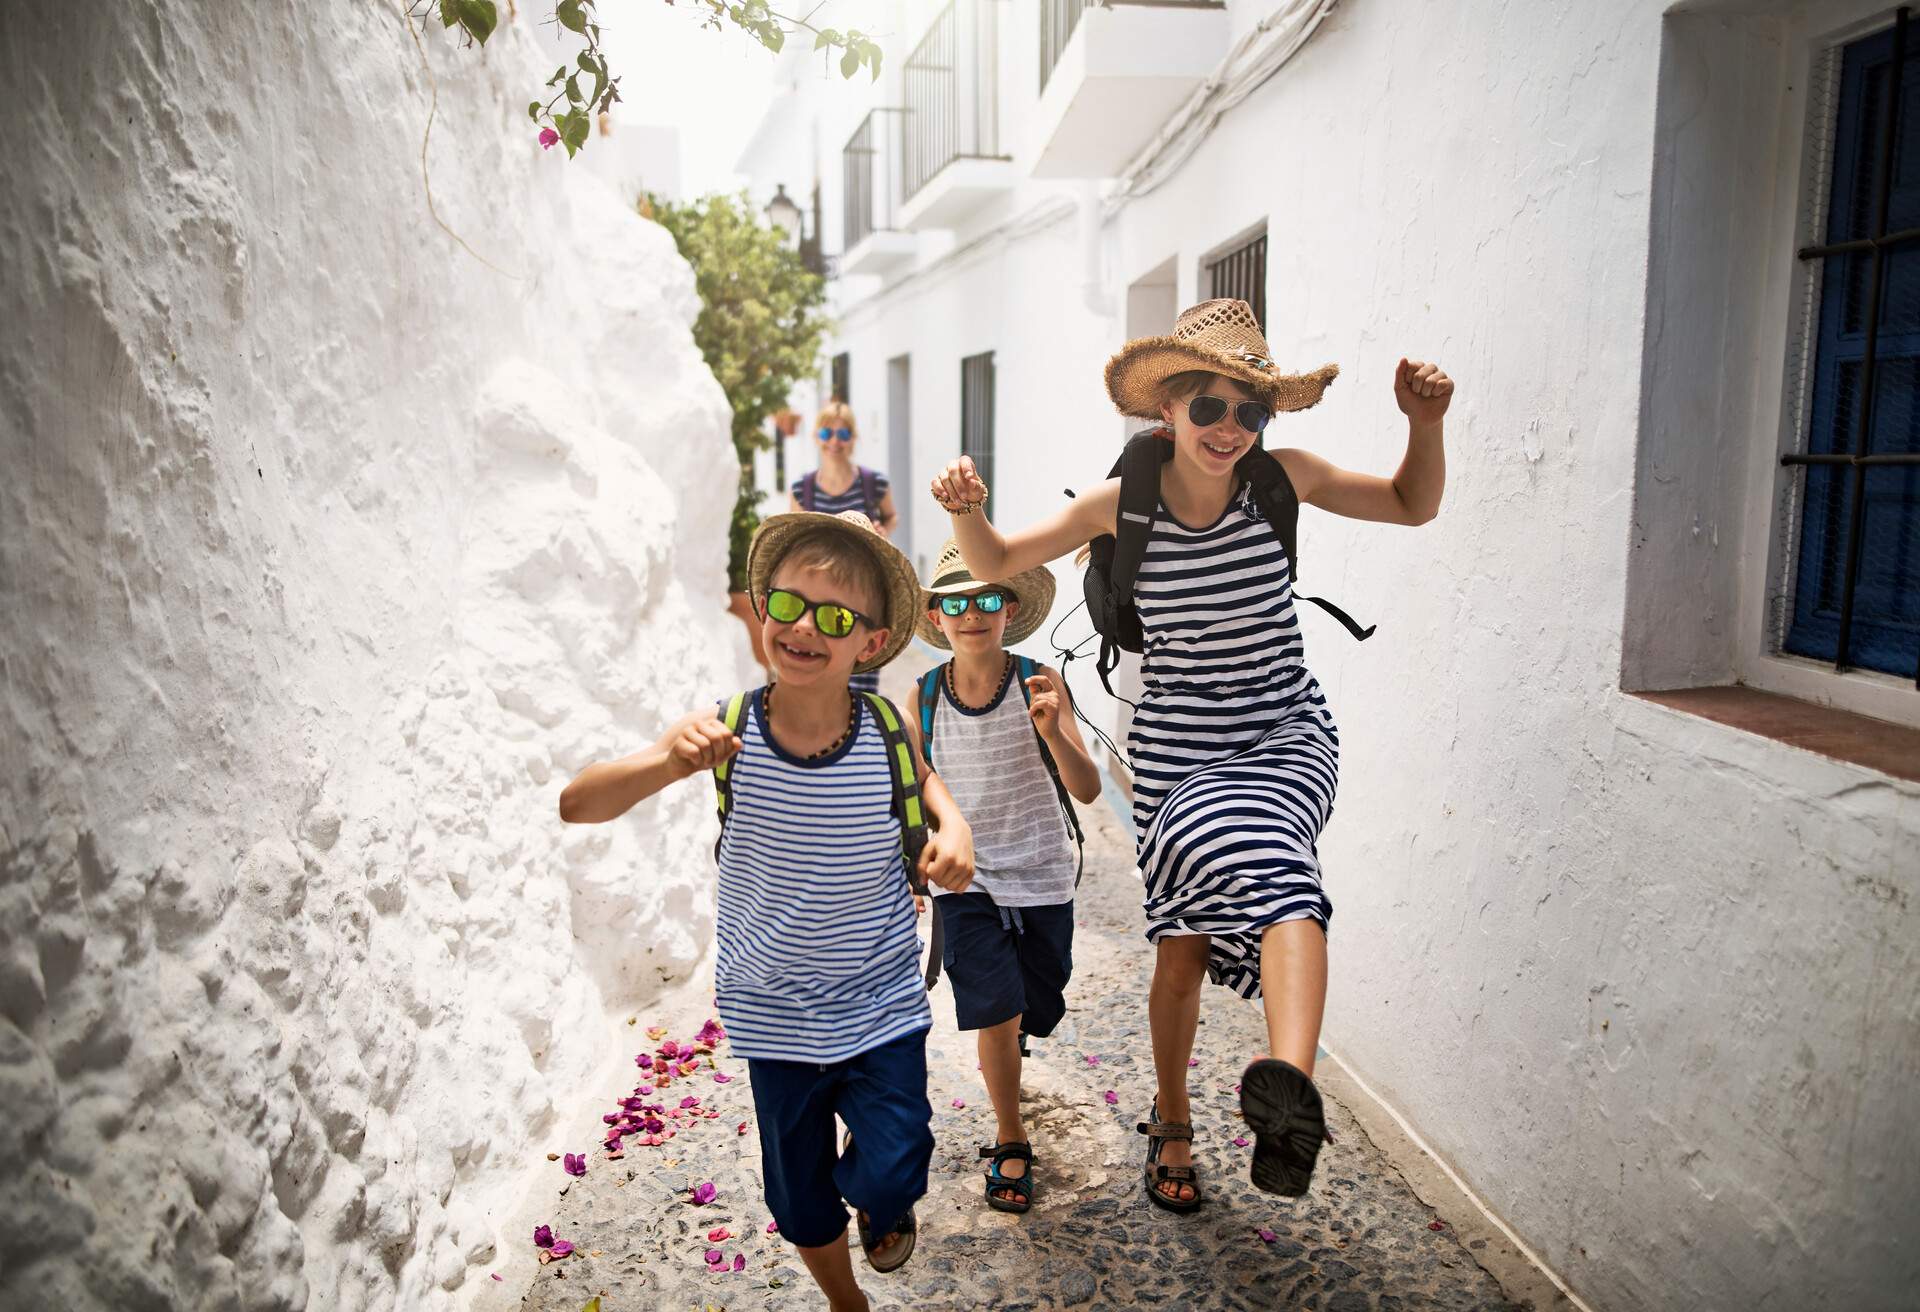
[978,1141,1035,1214]
[1239,1058,1326,1197]
[855,1206,917,1272]
[1136,1101,1202,1213]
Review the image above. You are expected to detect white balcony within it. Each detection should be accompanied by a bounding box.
[1026,1,1231,179]
[897,158,1018,230]
[896,0,1013,232]
[841,229,920,276]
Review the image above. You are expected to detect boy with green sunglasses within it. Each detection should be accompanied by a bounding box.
[559,511,974,1308]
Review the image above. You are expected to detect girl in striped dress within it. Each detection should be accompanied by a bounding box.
[790,401,900,696]
[928,299,1453,1210]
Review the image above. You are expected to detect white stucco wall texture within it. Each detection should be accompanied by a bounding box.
[0,4,741,1308]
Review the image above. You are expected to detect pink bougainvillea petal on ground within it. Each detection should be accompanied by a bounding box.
[1085,1055,1101,1067]
[1233,1136,1250,1147]
[491,1273,502,1281]
[549,1240,575,1258]
[737,1121,749,1135]
[680,1096,700,1109]
[1258,1229,1277,1243]
[1188,1058,1200,1067]
[732,1254,746,1272]
[767,1220,779,1234]
[534,1225,554,1248]
[704,1248,724,1265]
[692,1180,717,1205]
[646,1026,668,1041]
[1429,1220,1446,1231]
[1103,1090,1119,1105]
[707,1226,732,1242]
[678,1060,700,1075]
[563,1153,586,1176]
[637,1083,654,1095]
[951,1098,966,1109]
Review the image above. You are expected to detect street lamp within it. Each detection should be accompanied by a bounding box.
[765,184,804,252]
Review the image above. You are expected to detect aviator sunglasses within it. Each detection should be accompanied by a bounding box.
[817,426,853,442]
[936,590,1009,617]
[1187,394,1272,434]
[762,587,874,638]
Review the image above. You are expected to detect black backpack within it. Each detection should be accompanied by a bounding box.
[1083,429,1374,695]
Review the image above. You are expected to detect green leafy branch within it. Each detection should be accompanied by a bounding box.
[687,1,884,80]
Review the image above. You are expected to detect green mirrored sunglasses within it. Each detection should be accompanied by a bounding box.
[763,587,874,638]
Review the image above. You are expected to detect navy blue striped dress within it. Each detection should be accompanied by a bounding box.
[1126,483,1338,999]
[714,688,931,1061]
[791,468,892,693]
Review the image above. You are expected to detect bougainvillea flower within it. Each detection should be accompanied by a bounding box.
[1233,1136,1250,1148]
[951,1098,966,1109]
[1258,1229,1277,1244]
[698,1018,725,1043]
[691,1181,717,1205]
[534,1225,554,1248]
[550,1240,575,1258]
[637,1084,654,1095]
[707,1226,732,1242]
[647,1025,668,1041]
[737,1122,749,1135]
[713,1072,733,1084]
[645,1118,665,1132]
[766,1220,779,1234]
[704,1248,724,1265]
[732,1254,746,1272]
[1085,1054,1101,1067]
[1103,1090,1119,1105]
[1429,1220,1447,1231]
[606,1148,625,1159]
[564,1153,586,1177]
[659,1040,681,1059]
[1188,1058,1200,1067]
[678,1060,700,1075]
[538,127,560,149]
[680,1096,700,1109]
[602,1113,619,1125]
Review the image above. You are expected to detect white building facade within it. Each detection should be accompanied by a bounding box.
[738,4,1920,1309]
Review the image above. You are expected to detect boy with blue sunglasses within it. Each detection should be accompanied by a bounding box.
[905,539,1103,1215]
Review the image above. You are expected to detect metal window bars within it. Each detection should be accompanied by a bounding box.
[843,109,905,250]
[1781,6,1920,686]
[903,0,1008,202]
[1206,231,1268,330]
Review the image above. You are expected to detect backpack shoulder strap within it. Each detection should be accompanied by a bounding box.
[1237,448,1376,641]
[859,466,880,517]
[1236,447,1299,578]
[860,691,930,892]
[916,666,945,770]
[1111,430,1170,600]
[799,470,817,512]
[1011,655,1086,859]
[711,691,752,859]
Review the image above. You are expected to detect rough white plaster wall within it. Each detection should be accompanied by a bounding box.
[0,3,741,1308]
[740,1,1920,1308]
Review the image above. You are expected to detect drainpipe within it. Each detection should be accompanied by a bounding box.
[1078,180,1115,318]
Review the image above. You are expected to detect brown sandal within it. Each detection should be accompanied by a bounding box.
[1137,1101,1202,1213]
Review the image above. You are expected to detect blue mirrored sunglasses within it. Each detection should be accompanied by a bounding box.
[817,427,853,442]
[936,590,1009,617]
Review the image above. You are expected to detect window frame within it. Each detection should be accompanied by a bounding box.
[1201,225,1269,330]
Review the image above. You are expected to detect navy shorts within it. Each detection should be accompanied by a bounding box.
[933,892,1074,1035]
[745,1029,934,1249]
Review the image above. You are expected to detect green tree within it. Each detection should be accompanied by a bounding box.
[645,191,830,591]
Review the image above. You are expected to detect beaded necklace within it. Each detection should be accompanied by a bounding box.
[765,686,860,760]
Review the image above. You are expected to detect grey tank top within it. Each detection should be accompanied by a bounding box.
[927,662,1076,907]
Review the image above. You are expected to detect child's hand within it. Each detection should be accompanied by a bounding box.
[1026,673,1064,740]
[667,717,741,780]
[929,456,988,514]
[1395,359,1455,426]
[918,823,975,893]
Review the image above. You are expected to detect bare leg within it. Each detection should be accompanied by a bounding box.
[794,1229,870,1312]
[1146,934,1211,1202]
[1257,919,1328,1076]
[977,1016,1028,1202]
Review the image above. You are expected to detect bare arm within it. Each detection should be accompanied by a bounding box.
[557,710,740,824]
[929,456,1121,581]
[1278,358,1452,526]
[1029,665,1102,804]
[905,725,973,892]
[873,486,900,536]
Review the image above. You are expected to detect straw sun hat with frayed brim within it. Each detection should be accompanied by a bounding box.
[746,511,922,674]
[1105,298,1339,421]
[915,538,1057,651]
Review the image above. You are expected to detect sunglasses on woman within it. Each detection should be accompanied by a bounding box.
[1187,394,1272,434]
[762,587,874,638]
[935,590,1010,617]
[817,427,853,442]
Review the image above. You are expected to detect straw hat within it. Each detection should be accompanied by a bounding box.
[1104,298,1338,420]
[915,537,1058,651]
[746,511,922,674]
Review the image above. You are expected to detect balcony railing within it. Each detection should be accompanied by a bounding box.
[843,109,905,250]
[1040,0,1226,94]
[903,0,1007,202]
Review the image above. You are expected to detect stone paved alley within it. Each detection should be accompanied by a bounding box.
[488,667,1570,1312]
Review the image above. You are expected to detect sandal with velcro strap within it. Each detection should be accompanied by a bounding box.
[1137,1102,1202,1213]
[1239,1057,1327,1197]
[978,1140,1035,1214]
